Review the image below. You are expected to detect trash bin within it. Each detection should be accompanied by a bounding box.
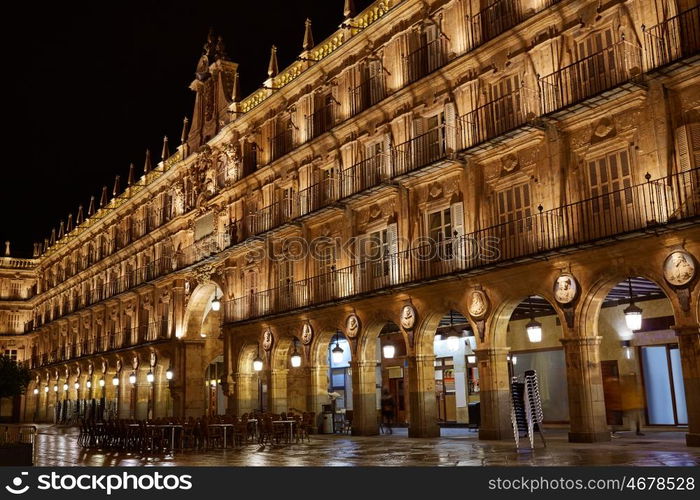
[321,412,334,434]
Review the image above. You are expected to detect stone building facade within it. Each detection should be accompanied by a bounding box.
[1,0,699,445]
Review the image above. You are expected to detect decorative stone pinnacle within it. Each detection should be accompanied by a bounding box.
[344,0,355,19]
[268,45,279,78]
[143,149,152,174]
[303,18,314,51]
[162,136,170,160]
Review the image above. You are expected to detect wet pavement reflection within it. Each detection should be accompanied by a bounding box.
[32,425,700,467]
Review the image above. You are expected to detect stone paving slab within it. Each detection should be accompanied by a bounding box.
[31,425,700,467]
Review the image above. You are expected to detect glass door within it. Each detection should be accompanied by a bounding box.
[641,344,688,425]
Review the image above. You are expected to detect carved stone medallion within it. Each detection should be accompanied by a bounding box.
[467,290,489,319]
[663,250,696,287]
[345,314,360,339]
[553,273,579,305]
[301,322,314,346]
[262,328,274,351]
[400,304,417,330]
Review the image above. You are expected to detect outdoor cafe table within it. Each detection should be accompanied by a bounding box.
[272,420,295,443]
[208,423,234,448]
[128,423,182,451]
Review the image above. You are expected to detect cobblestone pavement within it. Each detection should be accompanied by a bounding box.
[32,425,700,467]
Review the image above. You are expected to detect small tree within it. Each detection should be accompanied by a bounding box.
[0,356,32,400]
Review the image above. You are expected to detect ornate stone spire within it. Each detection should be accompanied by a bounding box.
[58,221,65,239]
[99,186,108,208]
[344,0,355,18]
[112,175,121,197]
[127,163,135,187]
[215,35,228,61]
[88,196,96,216]
[162,135,170,160]
[143,149,152,174]
[231,71,241,103]
[268,45,279,78]
[4,241,10,256]
[76,205,84,225]
[66,213,74,232]
[180,117,189,144]
[303,18,314,51]
[32,243,40,258]
[43,238,49,253]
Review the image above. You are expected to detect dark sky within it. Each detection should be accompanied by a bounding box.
[1,0,373,258]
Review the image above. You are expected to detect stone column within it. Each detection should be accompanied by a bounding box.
[182,340,206,418]
[406,353,440,437]
[350,360,379,436]
[306,365,329,417]
[270,368,288,414]
[476,347,511,440]
[171,280,186,339]
[675,325,700,447]
[561,336,610,443]
[233,372,257,414]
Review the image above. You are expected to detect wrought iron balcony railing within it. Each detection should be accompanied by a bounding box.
[31,321,171,368]
[350,73,387,116]
[643,6,700,70]
[403,37,448,85]
[269,128,294,163]
[225,167,699,322]
[539,40,643,115]
[391,124,449,177]
[306,101,337,141]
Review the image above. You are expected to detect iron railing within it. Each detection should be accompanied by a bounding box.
[539,40,643,115]
[643,6,700,70]
[225,167,699,322]
[269,127,294,163]
[306,101,337,141]
[459,84,539,149]
[469,0,524,48]
[392,124,448,177]
[339,154,387,199]
[404,37,448,85]
[350,72,387,116]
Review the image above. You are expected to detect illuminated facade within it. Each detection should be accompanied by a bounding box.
[1,0,699,446]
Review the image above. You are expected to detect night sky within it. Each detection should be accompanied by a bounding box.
[1,0,373,258]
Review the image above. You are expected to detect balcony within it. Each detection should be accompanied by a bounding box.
[469,0,524,48]
[225,167,699,323]
[350,73,386,116]
[459,84,539,149]
[644,6,700,70]
[299,177,339,216]
[403,37,447,85]
[539,40,643,115]
[269,128,294,163]
[306,101,337,141]
[340,154,386,199]
[391,124,448,177]
[31,321,171,368]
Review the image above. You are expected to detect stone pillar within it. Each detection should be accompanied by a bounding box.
[182,340,206,418]
[286,366,308,413]
[171,281,186,339]
[476,347,511,440]
[350,360,379,436]
[306,365,329,417]
[406,353,440,437]
[561,336,610,443]
[234,372,257,414]
[675,325,700,447]
[270,369,288,414]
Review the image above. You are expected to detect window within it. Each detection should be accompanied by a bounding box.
[586,149,633,213]
[368,228,391,278]
[428,207,452,259]
[4,349,17,361]
[497,183,532,235]
[576,28,616,92]
[676,123,700,173]
[489,75,522,136]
